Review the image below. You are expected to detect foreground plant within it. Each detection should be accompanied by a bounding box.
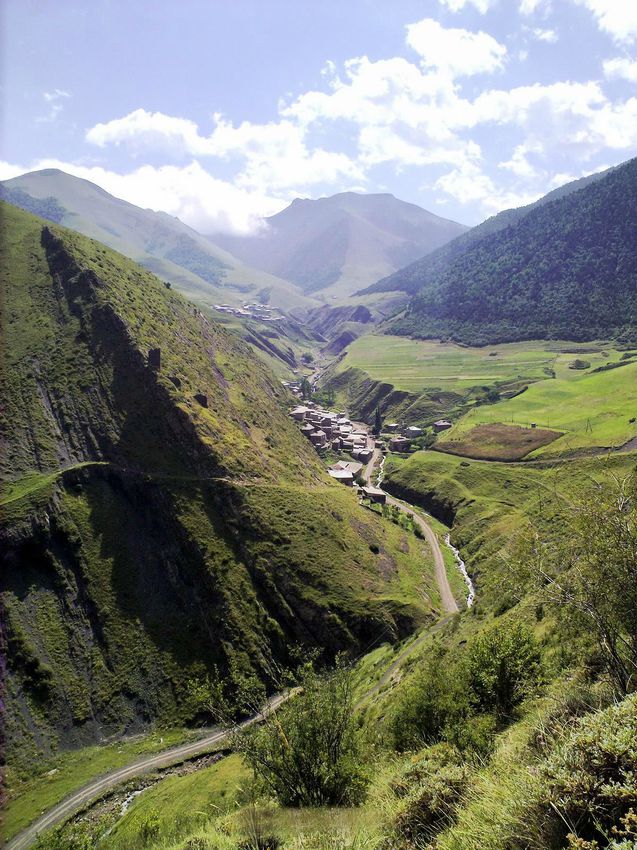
[235,662,369,807]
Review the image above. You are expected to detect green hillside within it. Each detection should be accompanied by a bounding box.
[361,168,608,298]
[0,202,436,774]
[0,169,316,311]
[436,356,637,459]
[385,157,637,344]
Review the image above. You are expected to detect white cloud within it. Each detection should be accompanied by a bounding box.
[519,0,551,14]
[438,0,496,13]
[37,89,71,123]
[0,158,287,234]
[434,159,542,211]
[44,88,70,102]
[472,80,607,126]
[86,109,363,194]
[531,27,559,42]
[87,109,208,154]
[498,142,542,177]
[406,18,507,77]
[603,56,637,82]
[573,0,637,43]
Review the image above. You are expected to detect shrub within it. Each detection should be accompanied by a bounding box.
[463,622,542,719]
[236,662,369,807]
[538,694,637,847]
[388,746,471,846]
[390,650,464,751]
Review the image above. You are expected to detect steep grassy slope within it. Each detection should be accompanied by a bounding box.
[0,169,316,311]
[0,203,436,772]
[384,157,637,344]
[213,192,467,298]
[383,450,637,609]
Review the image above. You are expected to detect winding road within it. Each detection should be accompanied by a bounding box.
[5,695,289,850]
[8,440,460,850]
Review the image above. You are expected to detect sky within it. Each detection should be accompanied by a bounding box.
[2,0,637,234]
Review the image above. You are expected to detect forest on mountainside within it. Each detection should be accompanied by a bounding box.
[386,159,637,344]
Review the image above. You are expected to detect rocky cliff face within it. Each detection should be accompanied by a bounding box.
[1,203,433,769]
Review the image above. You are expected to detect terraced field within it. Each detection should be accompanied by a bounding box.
[439,358,637,458]
[338,335,625,395]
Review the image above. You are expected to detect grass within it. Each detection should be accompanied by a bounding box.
[383,449,637,609]
[102,753,250,850]
[338,335,624,395]
[2,727,206,841]
[95,752,396,850]
[441,359,637,456]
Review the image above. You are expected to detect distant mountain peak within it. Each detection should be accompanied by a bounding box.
[212,191,468,298]
[1,167,317,312]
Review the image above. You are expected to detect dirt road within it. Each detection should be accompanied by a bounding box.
[5,694,289,850]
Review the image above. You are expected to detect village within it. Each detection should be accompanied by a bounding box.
[212,302,284,322]
[288,400,453,506]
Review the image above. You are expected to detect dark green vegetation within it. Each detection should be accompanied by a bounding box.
[391,621,542,753]
[1,202,438,793]
[236,663,368,807]
[1,169,315,310]
[372,157,637,344]
[213,191,467,298]
[362,167,608,298]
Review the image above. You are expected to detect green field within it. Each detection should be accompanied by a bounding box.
[338,335,625,395]
[441,359,637,456]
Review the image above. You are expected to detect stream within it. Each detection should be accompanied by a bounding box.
[375,453,386,486]
[444,534,475,608]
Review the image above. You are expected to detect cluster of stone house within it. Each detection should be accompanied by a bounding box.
[213,302,283,322]
[289,403,375,463]
[382,422,424,453]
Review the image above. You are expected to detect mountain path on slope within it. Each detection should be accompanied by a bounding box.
[7,440,460,850]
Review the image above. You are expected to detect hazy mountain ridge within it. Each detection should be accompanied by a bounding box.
[0,169,316,311]
[212,191,468,298]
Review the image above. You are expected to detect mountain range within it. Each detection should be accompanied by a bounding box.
[1,171,467,314]
[370,159,637,344]
[213,191,467,298]
[0,169,316,312]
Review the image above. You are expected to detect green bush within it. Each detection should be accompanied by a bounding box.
[463,622,542,719]
[390,748,471,845]
[538,694,637,848]
[236,663,369,807]
[390,650,463,751]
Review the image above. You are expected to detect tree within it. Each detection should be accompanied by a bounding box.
[301,352,314,364]
[300,377,312,400]
[235,662,369,807]
[373,406,383,436]
[463,621,541,718]
[514,475,637,696]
